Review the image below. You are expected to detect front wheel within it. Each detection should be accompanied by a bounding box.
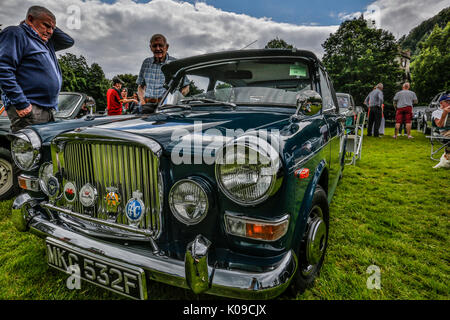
[0,147,19,201]
[291,185,329,295]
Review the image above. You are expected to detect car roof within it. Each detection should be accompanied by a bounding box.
[162,49,321,81]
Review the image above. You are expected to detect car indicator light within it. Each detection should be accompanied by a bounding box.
[225,214,289,241]
[295,168,309,179]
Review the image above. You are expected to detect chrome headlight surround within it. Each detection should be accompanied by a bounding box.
[169,177,211,225]
[11,129,42,171]
[38,162,54,196]
[215,134,283,206]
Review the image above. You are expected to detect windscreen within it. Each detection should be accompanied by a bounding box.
[167,59,313,107]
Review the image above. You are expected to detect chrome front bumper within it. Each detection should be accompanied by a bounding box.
[12,195,297,300]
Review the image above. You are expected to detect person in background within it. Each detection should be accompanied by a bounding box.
[129,92,141,114]
[393,82,418,139]
[120,88,137,114]
[0,5,74,132]
[399,122,406,136]
[136,33,189,114]
[432,94,450,137]
[107,77,124,115]
[364,83,384,138]
[379,103,385,136]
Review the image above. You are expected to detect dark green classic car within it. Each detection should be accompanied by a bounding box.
[11,49,346,299]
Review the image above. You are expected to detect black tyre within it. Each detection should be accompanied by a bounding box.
[422,119,428,134]
[291,185,329,294]
[0,147,19,201]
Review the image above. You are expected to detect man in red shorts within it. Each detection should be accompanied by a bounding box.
[393,82,418,139]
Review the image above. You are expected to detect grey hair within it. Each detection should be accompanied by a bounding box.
[376,83,383,89]
[26,6,56,22]
[150,34,167,44]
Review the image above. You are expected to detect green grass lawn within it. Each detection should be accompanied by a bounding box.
[0,128,448,300]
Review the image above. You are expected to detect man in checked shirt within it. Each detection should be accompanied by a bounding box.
[136,34,189,113]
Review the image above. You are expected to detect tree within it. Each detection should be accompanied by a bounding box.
[187,81,204,96]
[265,37,294,49]
[322,17,403,120]
[87,63,110,108]
[59,53,90,93]
[400,7,450,55]
[59,53,110,108]
[410,22,450,103]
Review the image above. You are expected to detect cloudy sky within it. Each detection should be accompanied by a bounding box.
[0,0,448,78]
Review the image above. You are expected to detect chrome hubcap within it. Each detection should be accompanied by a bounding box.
[0,158,13,194]
[302,205,327,275]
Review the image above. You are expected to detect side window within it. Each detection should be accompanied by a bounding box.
[319,69,334,110]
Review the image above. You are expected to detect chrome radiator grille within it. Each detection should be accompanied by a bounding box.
[56,141,162,238]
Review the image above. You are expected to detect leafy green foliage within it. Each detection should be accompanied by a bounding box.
[59,53,110,109]
[322,18,404,120]
[410,22,450,103]
[265,37,294,49]
[114,73,138,95]
[399,7,450,55]
[186,81,204,96]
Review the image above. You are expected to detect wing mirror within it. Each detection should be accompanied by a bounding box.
[85,96,96,115]
[295,90,323,117]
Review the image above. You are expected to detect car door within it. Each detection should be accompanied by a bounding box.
[319,69,344,201]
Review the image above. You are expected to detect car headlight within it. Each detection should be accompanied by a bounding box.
[11,129,42,170]
[215,135,283,206]
[169,178,211,225]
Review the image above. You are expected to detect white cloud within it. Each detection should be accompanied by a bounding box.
[338,0,449,38]
[0,0,338,78]
[3,0,445,79]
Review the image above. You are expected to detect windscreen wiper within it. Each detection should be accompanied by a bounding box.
[179,97,237,108]
[158,104,192,112]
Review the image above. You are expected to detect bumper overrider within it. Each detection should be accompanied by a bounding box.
[12,193,297,300]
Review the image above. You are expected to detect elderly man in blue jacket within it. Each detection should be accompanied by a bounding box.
[0,6,74,132]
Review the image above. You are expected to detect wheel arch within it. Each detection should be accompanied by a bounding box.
[289,160,328,251]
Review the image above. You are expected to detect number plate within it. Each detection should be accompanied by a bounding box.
[46,238,147,300]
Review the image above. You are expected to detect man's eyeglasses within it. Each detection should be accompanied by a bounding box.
[151,44,166,49]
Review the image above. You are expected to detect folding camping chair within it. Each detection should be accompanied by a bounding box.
[426,116,450,161]
[345,110,366,165]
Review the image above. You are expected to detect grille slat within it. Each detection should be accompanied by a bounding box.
[59,141,161,237]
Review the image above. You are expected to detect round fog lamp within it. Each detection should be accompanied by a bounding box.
[169,179,210,225]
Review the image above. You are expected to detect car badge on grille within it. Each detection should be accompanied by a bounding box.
[47,176,60,197]
[105,187,121,213]
[63,181,77,202]
[126,191,145,225]
[79,183,97,207]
